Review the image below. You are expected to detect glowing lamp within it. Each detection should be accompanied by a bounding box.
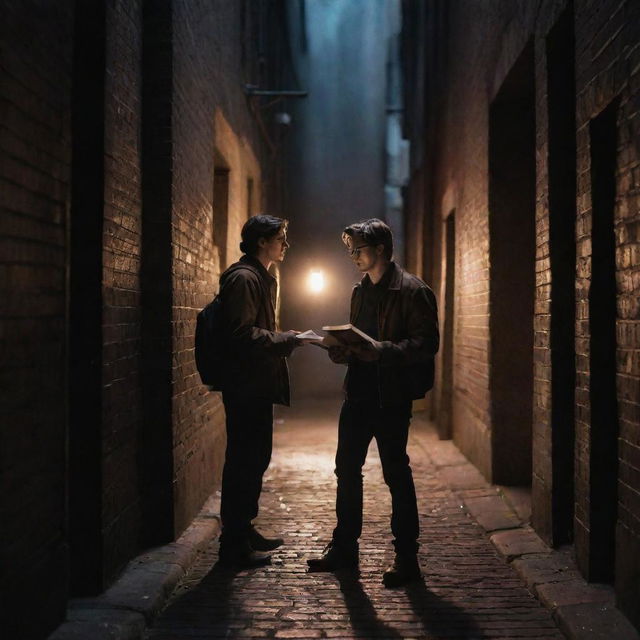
[307,270,325,294]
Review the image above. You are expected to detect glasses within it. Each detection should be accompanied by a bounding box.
[348,244,372,258]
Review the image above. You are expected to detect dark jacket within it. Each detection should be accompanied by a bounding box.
[345,262,439,407]
[218,255,296,405]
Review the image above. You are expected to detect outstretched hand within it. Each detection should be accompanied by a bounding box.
[288,330,307,348]
[289,330,325,347]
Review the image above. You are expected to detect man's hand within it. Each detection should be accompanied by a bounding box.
[350,341,382,362]
[287,330,307,348]
[328,345,350,364]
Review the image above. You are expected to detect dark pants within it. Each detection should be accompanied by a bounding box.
[333,398,419,555]
[219,393,273,547]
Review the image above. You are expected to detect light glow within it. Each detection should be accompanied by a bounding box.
[307,270,325,294]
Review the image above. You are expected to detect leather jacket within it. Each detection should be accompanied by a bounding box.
[345,262,439,407]
[218,255,296,405]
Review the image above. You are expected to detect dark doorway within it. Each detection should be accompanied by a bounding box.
[213,156,230,270]
[488,41,536,485]
[586,97,620,582]
[546,3,577,546]
[68,0,106,594]
[438,210,456,440]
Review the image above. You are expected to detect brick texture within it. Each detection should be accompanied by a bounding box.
[0,1,73,637]
[101,0,144,581]
[146,414,563,640]
[170,0,265,535]
[1,0,283,635]
[402,0,640,627]
[572,0,640,620]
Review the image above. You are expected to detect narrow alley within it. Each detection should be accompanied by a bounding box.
[2,1,640,639]
[145,404,563,640]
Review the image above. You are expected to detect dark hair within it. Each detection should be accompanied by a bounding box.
[239,214,288,256]
[342,218,393,260]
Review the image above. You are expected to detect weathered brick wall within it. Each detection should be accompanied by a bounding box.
[101,0,144,579]
[413,0,640,625]
[1,0,282,634]
[530,0,565,550]
[424,2,538,480]
[572,0,640,620]
[0,2,73,636]
[171,0,264,534]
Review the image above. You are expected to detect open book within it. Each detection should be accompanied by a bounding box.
[322,324,376,347]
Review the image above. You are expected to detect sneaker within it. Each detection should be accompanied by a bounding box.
[382,554,421,587]
[248,526,284,552]
[307,541,359,572]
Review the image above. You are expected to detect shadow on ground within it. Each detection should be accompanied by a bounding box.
[148,560,483,639]
[337,571,482,639]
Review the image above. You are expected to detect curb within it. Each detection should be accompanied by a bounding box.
[411,416,639,640]
[48,495,221,640]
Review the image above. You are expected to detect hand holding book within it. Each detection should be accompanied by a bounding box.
[295,329,329,349]
[322,324,381,361]
[293,325,382,359]
[321,324,375,346]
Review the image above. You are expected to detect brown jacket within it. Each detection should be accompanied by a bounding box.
[345,262,439,407]
[218,255,296,405]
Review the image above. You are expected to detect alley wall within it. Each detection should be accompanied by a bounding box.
[0,1,284,637]
[402,0,640,628]
[0,2,74,637]
[170,0,263,536]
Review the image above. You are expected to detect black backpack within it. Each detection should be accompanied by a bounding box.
[194,263,265,388]
[195,293,226,388]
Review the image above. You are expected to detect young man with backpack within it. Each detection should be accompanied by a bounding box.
[200,214,304,568]
[307,218,439,587]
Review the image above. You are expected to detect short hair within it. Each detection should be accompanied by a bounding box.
[342,218,393,260]
[239,214,288,256]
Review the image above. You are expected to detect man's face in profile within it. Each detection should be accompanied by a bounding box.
[344,232,381,273]
[264,227,289,264]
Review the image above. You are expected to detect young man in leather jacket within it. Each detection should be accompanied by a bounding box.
[307,218,439,587]
[216,214,304,568]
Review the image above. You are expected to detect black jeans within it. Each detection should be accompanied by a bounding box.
[219,393,273,547]
[333,398,419,555]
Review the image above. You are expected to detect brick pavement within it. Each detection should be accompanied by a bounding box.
[145,401,564,640]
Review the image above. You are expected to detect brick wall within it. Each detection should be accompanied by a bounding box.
[1,0,281,634]
[531,0,569,548]
[573,0,640,618]
[0,2,73,637]
[407,0,640,626]
[101,0,144,579]
[425,1,530,480]
[171,0,266,534]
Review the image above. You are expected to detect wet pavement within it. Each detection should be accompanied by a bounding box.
[144,400,563,640]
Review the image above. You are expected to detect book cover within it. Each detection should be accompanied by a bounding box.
[321,324,375,347]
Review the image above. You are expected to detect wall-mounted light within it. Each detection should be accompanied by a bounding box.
[307,270,325,294]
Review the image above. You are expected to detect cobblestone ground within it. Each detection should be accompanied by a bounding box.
[146,402,563,640]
